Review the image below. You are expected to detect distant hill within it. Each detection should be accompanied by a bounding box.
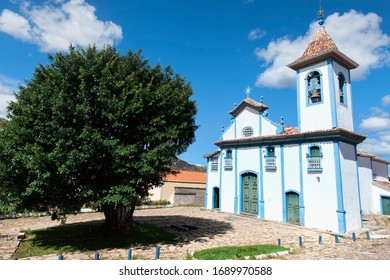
[171,158,206,172]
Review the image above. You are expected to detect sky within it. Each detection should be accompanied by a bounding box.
[0,0,389,166]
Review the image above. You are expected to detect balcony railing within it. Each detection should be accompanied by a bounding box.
[307,156,322,170]
[264,156,276,170]
[224,158,233,170]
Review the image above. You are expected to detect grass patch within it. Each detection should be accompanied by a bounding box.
[13,221,181,259]
[192,244,289,260]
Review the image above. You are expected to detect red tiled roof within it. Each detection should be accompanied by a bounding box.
[203,149,220,159]
[373,180,390,191]
[357,150,390,164]
[229,98,269,117]
[288,27,359,70]
[164,170,206,183]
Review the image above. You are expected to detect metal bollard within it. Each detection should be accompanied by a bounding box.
[94,252,100,260]
[318,235,323,245]
[155,246,161,259]
[58,255,64,260]
[299,236,303,247]
[127,248,133,260]
[335,235,339,243]
[366,231,371,240]
[277,239,281,247]
[352,232,356,242]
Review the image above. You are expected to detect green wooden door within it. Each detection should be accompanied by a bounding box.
[286,192,300,224]
[242,173,258,215]
[382,196,390,215]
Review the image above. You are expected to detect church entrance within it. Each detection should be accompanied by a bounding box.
[286,192,300,224]
[242,173,258,215]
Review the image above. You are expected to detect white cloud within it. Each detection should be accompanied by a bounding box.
[0,75,18,118]
[382,95,390,106]
[359,106,390,156]
[248,28,266,41]
[255,10,390,88]
[0,0,122,52]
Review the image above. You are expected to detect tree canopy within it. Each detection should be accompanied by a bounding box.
[0,46,197,232]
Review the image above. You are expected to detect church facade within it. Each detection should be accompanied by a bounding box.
[203,12,390,233]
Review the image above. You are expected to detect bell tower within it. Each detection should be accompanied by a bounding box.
[288,6,359,133]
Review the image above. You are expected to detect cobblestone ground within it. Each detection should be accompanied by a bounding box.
[0,207,389,260]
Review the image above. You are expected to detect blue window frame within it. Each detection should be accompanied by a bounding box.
[265,146,276,170]
[307,145,323,171]
[224,149,233,170]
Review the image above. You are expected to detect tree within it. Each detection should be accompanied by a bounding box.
[0,46,197,233]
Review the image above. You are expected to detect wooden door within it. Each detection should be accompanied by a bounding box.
[382,196,390,215]
[286,192,300,224]
[242,173,258,215]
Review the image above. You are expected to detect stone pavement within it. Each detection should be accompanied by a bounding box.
[0,207,389,260]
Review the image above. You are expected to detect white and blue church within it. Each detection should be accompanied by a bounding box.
[203,9,390,233]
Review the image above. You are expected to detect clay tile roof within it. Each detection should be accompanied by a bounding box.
[283,126,299,135]
[357,150,390,164]
[288,27,359,70]
[203,149,220,159]
[164,170,206,183]
[373,180,390,191]
[229,98,269,117]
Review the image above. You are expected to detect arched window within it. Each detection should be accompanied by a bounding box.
[224,149,233,170]
[338,73,346,104]
[307,145,322,171]
[265,146,276,170]
[242,126,253,137]
[307,70,322,104]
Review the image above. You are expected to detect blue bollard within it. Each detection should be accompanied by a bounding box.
[318,235,323,245]
[277,239,281,247]
[94,252,100,260]
[58,255,64,260]
[352,232,356,242]
[127,248,133,260]
[366,231,371,240]
[335,235,339,243]
[155,246,161,259]
[299,236,303,247]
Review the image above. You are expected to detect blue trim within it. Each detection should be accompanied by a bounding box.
[259,111,262,136]
[239,170,259,214]
[328,60,338,128]
[210,155,219,172]
[380,195,390,215]
[296,70,301,132]
[298,144,305,225]
[211,186,220,209]
[219,150,223,210]
[348,69,355,130]
[234,148,238,214]
[259,148,265,218]
[305,69,324,107]
[234,117,237,138]
[204,158,209,208]
[333,141,346,233]
[354,146,363,227]
[281,145,286,222]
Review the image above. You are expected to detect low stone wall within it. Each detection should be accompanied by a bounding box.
[174,187,205,206]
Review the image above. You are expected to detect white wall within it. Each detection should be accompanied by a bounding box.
[372,186,390,214]
[235,107,260,138]
[358,156,374,213]
[301,141,339,232]
[262,145,282,221]
[339,142,362,231]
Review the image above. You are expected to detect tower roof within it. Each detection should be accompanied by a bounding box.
[288,27,359,70]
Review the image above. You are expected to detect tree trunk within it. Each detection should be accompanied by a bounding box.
[102,203,136,235]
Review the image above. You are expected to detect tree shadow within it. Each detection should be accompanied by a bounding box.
[19,214,233,253]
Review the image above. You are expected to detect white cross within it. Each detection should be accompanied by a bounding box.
[244,86,252,98]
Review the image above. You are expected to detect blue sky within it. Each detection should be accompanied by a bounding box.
[0,0,389,166]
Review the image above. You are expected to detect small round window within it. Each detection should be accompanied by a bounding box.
[242,126,253,137]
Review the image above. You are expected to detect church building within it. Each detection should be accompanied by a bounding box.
[203,8,390,233]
